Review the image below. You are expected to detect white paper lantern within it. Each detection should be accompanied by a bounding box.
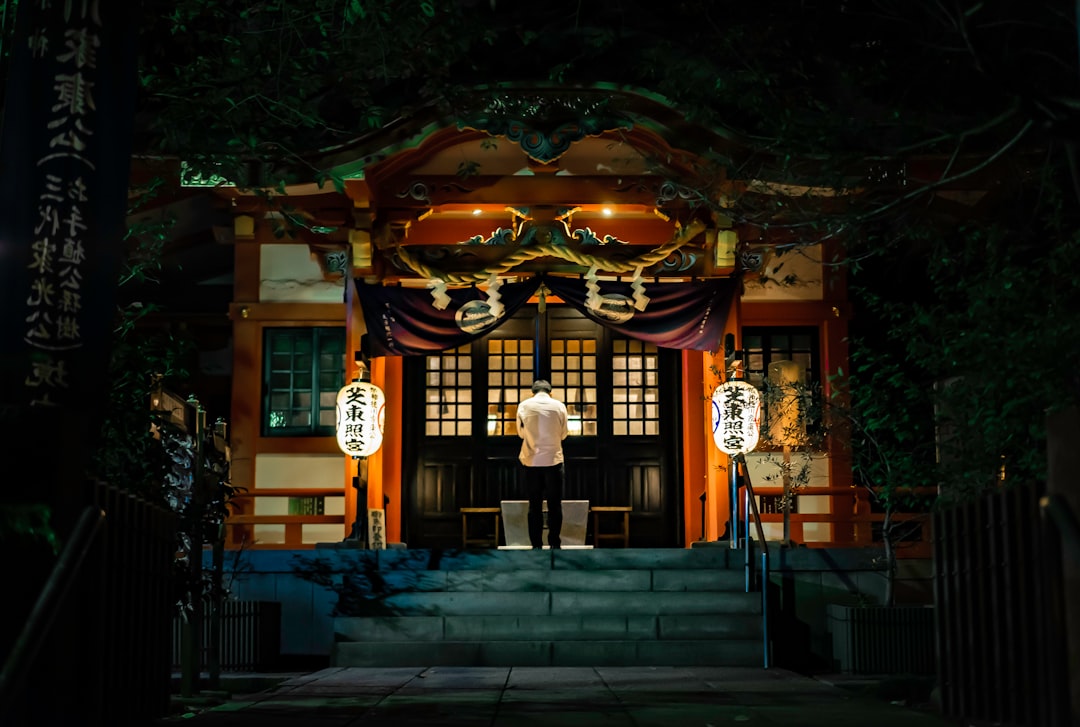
[711,380,762,455]
[335,380,386,457]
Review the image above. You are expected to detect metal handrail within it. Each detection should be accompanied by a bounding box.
[0,505,106,716]
[737,453,771,669]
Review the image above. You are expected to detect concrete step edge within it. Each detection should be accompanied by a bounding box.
[331,639,765,667]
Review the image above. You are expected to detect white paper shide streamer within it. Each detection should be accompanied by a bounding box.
[584,265,602,311]
[485,274,504,319]
[631,265,650,311]
[427,278,451,310]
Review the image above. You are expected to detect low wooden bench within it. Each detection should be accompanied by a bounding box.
[591,506,632,548]
[460,507,501,548]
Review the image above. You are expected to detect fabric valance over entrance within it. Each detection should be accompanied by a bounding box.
[355,277,543,357]
[355,275,734,357]
[541,276,733,352]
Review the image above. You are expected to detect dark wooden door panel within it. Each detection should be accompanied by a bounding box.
[481,455,521,503]
[417,461,468,514]
[563,455,601,503]
[411,460,470,546]
[402,305,683,548]
[629,462,664,512]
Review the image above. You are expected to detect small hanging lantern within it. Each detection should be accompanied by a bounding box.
[711,380,762,455]
[335,363,386,457]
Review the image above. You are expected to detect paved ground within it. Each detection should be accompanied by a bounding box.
[159,666,957,726]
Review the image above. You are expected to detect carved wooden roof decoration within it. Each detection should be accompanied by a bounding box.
[210,87,864,285]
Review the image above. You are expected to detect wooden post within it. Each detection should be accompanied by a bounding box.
[347,458,369,546]
[1046,405,1080,724]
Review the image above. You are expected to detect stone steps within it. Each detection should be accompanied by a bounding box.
[337,613,763,641]
[333,639,763,667]
[326,547,766,667]
[361,567,748,594]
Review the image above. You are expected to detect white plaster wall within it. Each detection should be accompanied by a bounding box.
[254,453,348,544]
[302,524,347,544]
[740,245,823,301]
[260,243,345,302]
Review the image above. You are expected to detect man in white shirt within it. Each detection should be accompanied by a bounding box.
[516,379,569,549]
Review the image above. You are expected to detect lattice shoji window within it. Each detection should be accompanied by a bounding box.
[742,328,817,393]
[550,338,598,437]
[424,344,472,436]
[263,327,345,437]
[742,326,820,446]
[611,338,659,436]
[486,339,534,436]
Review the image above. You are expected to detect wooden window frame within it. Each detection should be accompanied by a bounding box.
[262,326,346,437]
[742,325,821,450]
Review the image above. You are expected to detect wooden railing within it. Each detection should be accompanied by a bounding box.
[745,485,936,558]
[223,485,936,554]
[225,488,346,549]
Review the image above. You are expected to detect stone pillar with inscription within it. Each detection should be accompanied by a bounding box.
[0,2,140,722]
[0,0,139,523]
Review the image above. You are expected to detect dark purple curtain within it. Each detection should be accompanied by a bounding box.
[542,276,734,351]
[356,278,542,356]
[355,275,734,355]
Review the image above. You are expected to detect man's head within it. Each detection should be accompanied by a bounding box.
[531,379,552,394]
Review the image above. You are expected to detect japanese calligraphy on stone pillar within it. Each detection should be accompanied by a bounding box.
[25,3,99,406]
[0,0,138,418]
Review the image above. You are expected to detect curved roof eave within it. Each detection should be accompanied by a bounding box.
[313,82,748,182]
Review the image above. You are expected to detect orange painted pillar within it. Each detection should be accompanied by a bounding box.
[682,348,732,546]
[343,275,404,545]
[343,274,362,539]
[680,351,712,546]
[369,356,403,544]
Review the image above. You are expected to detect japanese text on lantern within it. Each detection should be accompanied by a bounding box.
[335,381,386,457]
[23,3,101,407]
[711,380,762,456]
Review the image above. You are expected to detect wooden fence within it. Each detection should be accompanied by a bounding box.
[12,482,178,725]
[90,481,177,723]
[172,600,281,671]
[934,481,1071,726]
